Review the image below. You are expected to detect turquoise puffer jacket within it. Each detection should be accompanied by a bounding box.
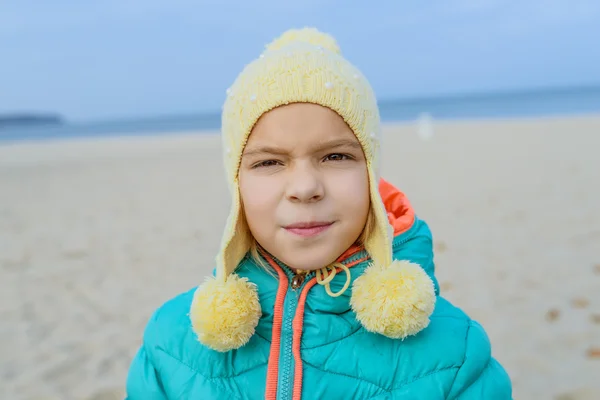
[126,193,512,399]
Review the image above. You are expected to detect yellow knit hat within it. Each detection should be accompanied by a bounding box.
[190,27,435,352]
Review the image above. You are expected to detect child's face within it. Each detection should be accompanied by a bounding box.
[239,103,370,271]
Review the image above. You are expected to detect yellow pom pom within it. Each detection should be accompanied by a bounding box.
[265,27,341,54]
[350,260,436,339]
[190,274,261,352]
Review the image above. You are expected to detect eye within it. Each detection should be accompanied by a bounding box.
[252,159,281,169]
[324,153,352,162]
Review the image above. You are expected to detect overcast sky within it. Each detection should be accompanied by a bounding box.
[1,0,599,121]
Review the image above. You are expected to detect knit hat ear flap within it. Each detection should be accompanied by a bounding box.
[189,184,261,352]
[215,183,253,280]
[350,173,437,339]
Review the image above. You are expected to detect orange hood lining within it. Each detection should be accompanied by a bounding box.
[379,177,415,237]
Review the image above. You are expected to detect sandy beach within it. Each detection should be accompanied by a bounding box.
[1,115,599,400]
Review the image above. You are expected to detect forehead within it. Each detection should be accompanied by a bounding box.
[247,103,357,146]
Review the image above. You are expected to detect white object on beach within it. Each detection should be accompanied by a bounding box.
[416,112,434,141]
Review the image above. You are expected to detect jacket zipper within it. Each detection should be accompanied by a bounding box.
[277,267,314,399]
[275,250,366,399]
[290,269,310,289]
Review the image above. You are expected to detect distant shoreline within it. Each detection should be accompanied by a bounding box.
[0,113,64,129]
[1,84,599,143]
[1,114,600,149]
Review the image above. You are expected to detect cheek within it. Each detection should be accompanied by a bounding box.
[239,173,280,221]
[328,168,370,213]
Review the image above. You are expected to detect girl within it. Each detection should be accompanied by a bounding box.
[126,28,513,399]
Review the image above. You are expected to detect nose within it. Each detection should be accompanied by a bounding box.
[285,162,324,203]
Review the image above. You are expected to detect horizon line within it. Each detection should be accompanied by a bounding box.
[5,82,600,125]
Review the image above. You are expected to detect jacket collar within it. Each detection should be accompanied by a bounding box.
[235,247,371,346]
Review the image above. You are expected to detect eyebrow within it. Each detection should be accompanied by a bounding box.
[243,138,362,157]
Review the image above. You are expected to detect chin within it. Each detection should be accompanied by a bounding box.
[281,244,342,271]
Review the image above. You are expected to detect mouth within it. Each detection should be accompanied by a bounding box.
[283,221,334,238]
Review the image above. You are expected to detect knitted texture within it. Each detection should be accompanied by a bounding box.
[217,27,392,280]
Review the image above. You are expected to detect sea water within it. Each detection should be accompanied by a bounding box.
[1,85,599,143]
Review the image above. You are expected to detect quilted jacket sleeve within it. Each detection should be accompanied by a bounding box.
[448,320,513,399]
[125,344,167,400]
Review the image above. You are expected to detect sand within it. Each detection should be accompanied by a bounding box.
[1,115,599,400]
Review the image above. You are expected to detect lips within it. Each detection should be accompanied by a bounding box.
[284,221,334,237]
[285,221,333,229]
